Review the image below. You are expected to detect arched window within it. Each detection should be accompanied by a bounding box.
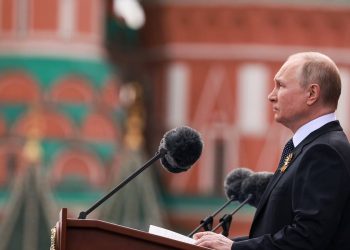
[81,112,118,142]
[0,72,40,103]
[14,108,75,139]
[50,148,105,188]
[50,76,95,104]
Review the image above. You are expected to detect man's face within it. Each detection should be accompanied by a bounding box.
[268,58,310,131]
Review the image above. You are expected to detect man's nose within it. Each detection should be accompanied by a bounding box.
[268,88,277,102]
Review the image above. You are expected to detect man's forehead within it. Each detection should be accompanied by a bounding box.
[274,57,303,80]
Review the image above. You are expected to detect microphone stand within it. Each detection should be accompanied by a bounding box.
[187,196,236,237]
[211,194,252,236]
[78,148,167,219]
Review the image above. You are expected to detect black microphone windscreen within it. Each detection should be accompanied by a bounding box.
[224,168,253,200]
[159,126,203,173]
[241,172,273,207]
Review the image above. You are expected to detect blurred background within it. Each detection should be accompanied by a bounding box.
[0,0,350,249]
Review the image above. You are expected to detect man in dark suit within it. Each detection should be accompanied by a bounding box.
[194,52,350,250]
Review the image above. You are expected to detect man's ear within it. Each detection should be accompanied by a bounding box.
[306,83,320,105]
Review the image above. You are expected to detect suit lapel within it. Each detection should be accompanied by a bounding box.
[255,142,304,214]
[250,121,342,235]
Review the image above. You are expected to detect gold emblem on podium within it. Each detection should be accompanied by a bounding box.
[50,227,57,250]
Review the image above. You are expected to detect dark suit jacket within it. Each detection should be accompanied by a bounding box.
[233,121,350,250]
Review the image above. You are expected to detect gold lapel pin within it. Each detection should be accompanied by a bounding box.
[280,153,293,173]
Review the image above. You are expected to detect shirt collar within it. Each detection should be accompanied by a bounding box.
[293,113,336,147]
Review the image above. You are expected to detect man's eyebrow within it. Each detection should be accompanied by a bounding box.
[274,77,282,84]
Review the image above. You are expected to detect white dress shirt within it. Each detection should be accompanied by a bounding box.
[292,113,337,147]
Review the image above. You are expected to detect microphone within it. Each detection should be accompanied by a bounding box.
[188,168,253,237]
[206,168,253,236]
[212,171,273,236]
[78,126,203,219]
[159,126,203,173]
[224,168,254,200]
[240,171,274,207]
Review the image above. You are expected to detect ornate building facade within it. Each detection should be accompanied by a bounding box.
[0,1,128,249]
[1,1,350,249]
[137,0,350,235]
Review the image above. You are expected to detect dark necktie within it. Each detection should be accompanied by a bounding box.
[251,138,295,215]
[278,139,294,170]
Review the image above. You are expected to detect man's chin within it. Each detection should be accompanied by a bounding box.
[274,116,285,125]
[274,115,281,122]
[274,117,289,128]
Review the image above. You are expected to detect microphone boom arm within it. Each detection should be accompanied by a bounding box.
[78,148,167,219]
[187,196,235,237]
[211,194,252,235]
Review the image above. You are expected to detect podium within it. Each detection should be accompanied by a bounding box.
[51,208,207,250]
